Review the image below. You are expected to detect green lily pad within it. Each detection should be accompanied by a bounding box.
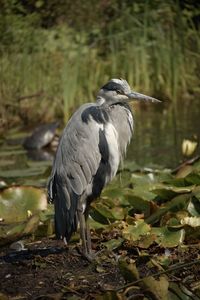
[146,194,191,224]
[122,220,151,241]
[90,200,125,224]
[121,160,140,172]
[102,187,130,206]
[142,276,169,300]
[152,226,185,247]
[0,187,48,245]
[151,184,193,200]
[125,190,151,217]
[181,216,200,227]
[0,186,47,223]
[88,217,108,230]
[185,172,200,185]
[103,237,124,250]
[187,195,200,216]
[0,215,40,246]
[118,257,140,282]
[169,282,200,300]
[130,173,157,201]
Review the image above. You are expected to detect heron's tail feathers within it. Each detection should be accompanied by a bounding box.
[48,174,79,242]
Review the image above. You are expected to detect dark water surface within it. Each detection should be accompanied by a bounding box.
[0,96,199,186]
[128,96,200,168]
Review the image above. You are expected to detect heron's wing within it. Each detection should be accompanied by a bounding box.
[49,104,109,198]
[61,122,103,196]
[48,103,111,240]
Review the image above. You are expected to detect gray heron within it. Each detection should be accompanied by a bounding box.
[48,78,160,260]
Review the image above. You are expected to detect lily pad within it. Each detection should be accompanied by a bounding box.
[151,184,193,200]
[125,190,151,217]
[0,187,48,245]
[90,201,125,224]
[142,276,169,300]
[146,194,191,224]
[0,186,47,223]
[103,238,124,250]
[151,226,185,247]
[181,216,200,227]
[122,220,151,241]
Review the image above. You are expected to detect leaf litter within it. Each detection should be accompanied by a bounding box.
[1,158,200,299]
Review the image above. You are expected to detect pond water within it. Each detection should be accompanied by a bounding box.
[128,95,200,168]
[0,95,199,186]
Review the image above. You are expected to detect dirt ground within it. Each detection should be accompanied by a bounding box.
[1,237,200,300]
[0,238,125,300]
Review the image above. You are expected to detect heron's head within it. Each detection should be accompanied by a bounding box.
[97,78,160,105]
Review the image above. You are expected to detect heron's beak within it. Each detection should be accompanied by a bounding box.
[127,91,161,103]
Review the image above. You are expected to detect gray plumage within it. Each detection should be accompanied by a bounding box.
[48,78,160,258]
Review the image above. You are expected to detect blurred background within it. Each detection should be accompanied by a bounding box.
[0,0,200,180]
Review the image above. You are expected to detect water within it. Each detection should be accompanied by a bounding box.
[0,96,199,186]
[128,96,200,168]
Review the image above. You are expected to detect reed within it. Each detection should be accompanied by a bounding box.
[0,2,199,128]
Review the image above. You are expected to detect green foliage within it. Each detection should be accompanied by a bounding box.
[90,158,200,248]
[0,1,199,129]
[0,186,48,244]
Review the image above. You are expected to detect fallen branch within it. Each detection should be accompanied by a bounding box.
[116,259,200,292]
[172,155,200,174]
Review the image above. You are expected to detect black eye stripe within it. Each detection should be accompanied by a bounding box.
[101,82,123,91]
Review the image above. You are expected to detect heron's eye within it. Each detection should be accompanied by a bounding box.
[116,90,123,95]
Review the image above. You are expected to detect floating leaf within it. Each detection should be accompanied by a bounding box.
[0,186,47,223]
[130,173,156,201]
[146,194,191,224]
[122,220,151,241]
[88,217,108,230]
[90,202,125,224]
[125,190,151,217]
[142,276,169,300]
[103,238,124,250]
[151,184,193,200]
[23,215,40,234]
[152,227,185,247]
[118,257,139,282]
[102,187,130,206]
[138,233,157,248]
[187,195,200,216]
[169,282,200,300]
[193,186,200,200]
[122,160,140,172]
[181,216,200,227]
[185,172,200,185]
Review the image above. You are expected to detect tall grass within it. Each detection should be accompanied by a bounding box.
[0,3,199,129]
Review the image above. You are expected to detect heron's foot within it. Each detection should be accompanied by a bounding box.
[76,246,96,262]
[82,251,96,262]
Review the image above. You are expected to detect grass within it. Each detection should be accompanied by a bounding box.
[0,3,199,129]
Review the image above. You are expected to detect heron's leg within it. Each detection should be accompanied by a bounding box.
[86,218,92,254]
[84,207,92,254]
[77,210,87,256]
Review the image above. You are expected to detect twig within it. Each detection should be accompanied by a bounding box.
[17,90,44,101]
[171,155,200,174]
[116,259,200,292]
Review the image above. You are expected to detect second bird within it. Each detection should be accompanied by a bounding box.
[48,78,160,260]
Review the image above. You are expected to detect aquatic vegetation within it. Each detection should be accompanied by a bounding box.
[0,2,199,128]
